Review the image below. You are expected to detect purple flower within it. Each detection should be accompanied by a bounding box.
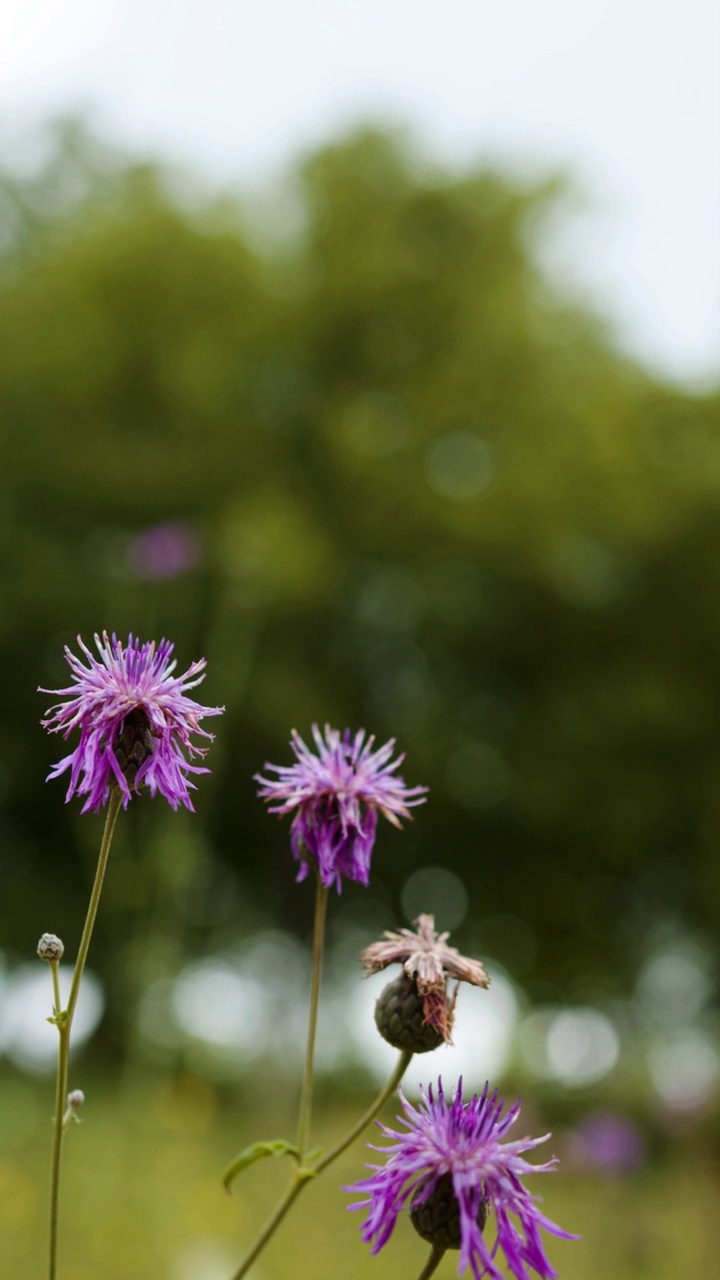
[348,1078,575,1280]
[567,1111,645,1175]
[255,724,427,890]
[40,632,224,813]
[126,522,202,581]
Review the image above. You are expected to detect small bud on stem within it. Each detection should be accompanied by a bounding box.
[37,933,64,963]
[62,1089,86,1128]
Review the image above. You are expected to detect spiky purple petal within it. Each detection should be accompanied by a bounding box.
[255,724,427,890]
[40,632,224,813]
[347,1077,576,1280]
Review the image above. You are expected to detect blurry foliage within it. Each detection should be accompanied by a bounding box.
[0,1075,717,1279]
[0,119,719,1048]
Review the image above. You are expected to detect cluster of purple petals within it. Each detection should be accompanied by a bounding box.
[255,724,428,890]
[40,632,224,813]
[348,1078,574,1280]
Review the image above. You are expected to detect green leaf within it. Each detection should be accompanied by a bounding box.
[222,1140,301,1192]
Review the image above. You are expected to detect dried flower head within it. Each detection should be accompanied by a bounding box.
[255,724,427,890]
[362,914,489,1043]
[40,632,224,813]
[348,1077,574,1280]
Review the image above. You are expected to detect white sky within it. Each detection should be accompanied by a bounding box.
[1,0,718,386]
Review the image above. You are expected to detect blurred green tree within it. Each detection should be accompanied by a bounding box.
[0,121,718,1052]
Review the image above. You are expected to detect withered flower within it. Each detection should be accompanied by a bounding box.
[362,914,490,1049]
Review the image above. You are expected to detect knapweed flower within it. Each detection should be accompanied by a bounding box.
[40,632,223,813]
[348,1077,574,1280]
[255,724,427,890]
[363,914,490,1047]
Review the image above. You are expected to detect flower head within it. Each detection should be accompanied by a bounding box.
[40,632,224,813]
[255,724,427,890]
[348,1077,575,1280]
[362,913,490,1043]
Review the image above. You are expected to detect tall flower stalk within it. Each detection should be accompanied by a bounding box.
[39,632,222,1280]
[225,724,427,1279]
[41,790,122,1280]
[295,872,329,1162]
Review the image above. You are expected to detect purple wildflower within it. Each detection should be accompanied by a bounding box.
[40,632,224,813]
[348,1077,575,1280]
[255,724,427,890]
[567,1111,645,1175]
[126,522,201,581]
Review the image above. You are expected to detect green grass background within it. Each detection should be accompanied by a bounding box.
[1,1072,716,1280]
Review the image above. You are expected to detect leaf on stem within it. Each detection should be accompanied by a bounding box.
[223,1140,302,1192]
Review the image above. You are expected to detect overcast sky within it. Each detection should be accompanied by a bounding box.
[2,0,718,386]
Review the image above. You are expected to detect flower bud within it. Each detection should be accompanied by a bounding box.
[37,933,64,963]
[63,1088,86,1127]
[411,1172,488,1250]
[374,972,445,1053]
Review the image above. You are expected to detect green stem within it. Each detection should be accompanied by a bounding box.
[228,1171,309,1280]
[295,872,328,1161]
[315,1047,413,1174]
[48,1021,69,1280]
[415,1244,446,1280]
[47,788,122,1280]
[228,1049,413,1280]
[66,789,123,1022]
[50,961,62,1018]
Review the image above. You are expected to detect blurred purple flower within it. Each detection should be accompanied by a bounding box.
[126,522,201,581]
[567,1112,645,1175]
[255,724,427,890]
[40,632,223,813]
[348,1077,574,1280]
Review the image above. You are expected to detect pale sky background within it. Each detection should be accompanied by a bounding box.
[1,0,718,386]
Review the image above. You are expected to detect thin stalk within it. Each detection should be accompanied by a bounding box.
[415,1244,446,1280]
[50,961,62,1018]
[229,881,414,1280]
[295,872,328,1160]
[315,1047,412,1173]
[228,1171,309,1280]
[66,789,122,1022]
[47,788,122,1280]
[48,1022,69,1280]
[228,1049,413,1279]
